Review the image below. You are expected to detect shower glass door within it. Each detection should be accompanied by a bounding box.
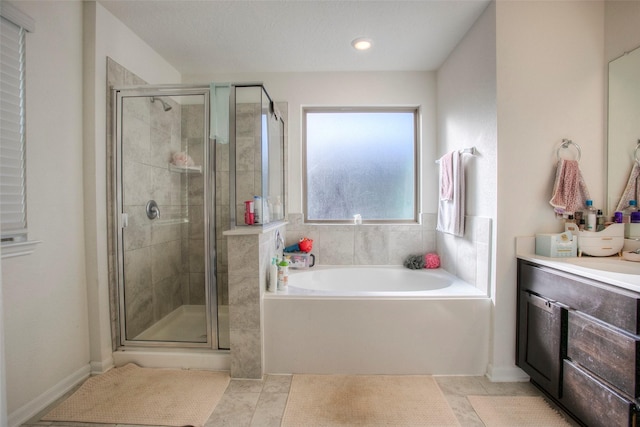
[114,87,219,348]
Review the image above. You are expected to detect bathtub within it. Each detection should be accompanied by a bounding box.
[264,266,491,375]
[284,265,484,296]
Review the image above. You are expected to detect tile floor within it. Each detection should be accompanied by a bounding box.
[22,375,579,427]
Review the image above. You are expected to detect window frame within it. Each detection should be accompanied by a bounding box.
[1,3,37,258]
[302,106,421,224]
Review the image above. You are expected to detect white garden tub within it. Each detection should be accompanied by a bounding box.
[264,266,490,375]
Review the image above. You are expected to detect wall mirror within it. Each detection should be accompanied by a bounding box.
[607,44,640,215]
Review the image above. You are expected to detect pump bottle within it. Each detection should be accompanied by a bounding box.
[623,200,637,224]
[584,200,597,231]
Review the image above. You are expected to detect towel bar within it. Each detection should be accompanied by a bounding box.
[435,147,476,163]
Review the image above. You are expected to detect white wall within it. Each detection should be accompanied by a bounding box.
[436,3,496,295]
[82,1,182,372]
[1,1,90,424]
[492,0,605,380]
[605,1,640,62]
[437,2,496,220]
[184,71,438,214]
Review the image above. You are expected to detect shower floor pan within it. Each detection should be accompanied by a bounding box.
[134,305,207,342]
[132,304,230,348]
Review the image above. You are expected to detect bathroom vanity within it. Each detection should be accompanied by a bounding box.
[516,255,640,427]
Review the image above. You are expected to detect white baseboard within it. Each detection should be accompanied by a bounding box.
[486,363,530,382]
[8,363,90,427]
[90,356,114,375]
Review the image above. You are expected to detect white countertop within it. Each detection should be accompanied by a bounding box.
[516,236,640,294]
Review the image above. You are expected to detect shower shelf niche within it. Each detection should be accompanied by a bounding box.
[169,164,202,174]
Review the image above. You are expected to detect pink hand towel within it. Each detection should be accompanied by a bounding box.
[437,151,465,236]
[549,159,591,215]
[615,161,640,212]
[439,151,454,201]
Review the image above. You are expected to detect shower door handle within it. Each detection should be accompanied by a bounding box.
[146,200,160,220]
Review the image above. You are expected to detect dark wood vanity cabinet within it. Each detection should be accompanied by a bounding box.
[517,259,640,427]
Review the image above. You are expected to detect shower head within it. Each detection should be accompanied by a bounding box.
[151,96,172,112]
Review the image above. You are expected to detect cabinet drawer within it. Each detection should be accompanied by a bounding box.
[568,310,640,398]
[562,360,636,427]
[518,260,640,334]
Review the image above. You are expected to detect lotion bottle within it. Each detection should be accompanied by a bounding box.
[277,259,289,291]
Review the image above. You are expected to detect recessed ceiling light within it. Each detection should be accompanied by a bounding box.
[351,38,372,51]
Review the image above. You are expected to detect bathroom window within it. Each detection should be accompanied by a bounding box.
[1,5,36,257]
[303,107,419,223]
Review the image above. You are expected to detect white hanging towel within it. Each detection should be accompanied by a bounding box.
[436,150,465,236]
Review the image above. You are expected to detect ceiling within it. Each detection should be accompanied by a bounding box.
[98,0,491,76]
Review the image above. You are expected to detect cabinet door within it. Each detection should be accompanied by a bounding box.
[517,291,565,398]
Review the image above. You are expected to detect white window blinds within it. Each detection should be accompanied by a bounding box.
[0,15,27,242]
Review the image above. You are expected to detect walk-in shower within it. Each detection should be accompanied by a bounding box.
[108,67,285,374]
[111,85,228,350]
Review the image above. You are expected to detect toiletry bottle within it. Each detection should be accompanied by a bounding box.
[244,200,254,225]
[623,200,637,224]
[253,195,262,224]
[614,211,623,223]
[267,257,278,292]
[584,200,596,231]
[578,218,586,231]
[564,215,578,234]
[273,196,282,219]
[277,259,289,291]
[596,210,606,231]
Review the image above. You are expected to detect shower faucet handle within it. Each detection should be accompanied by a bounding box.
[275,230,284,250]
[146,200,160,220]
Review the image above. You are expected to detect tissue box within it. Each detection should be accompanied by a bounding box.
[535,232,577,257]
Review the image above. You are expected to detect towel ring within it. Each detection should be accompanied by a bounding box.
[634,139,640,165]
[556,139,581,162]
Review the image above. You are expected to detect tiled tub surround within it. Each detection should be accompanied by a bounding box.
[226,214,491,378]
[225,223,286,379]
[286,213,491,294]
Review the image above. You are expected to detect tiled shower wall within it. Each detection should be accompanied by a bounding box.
[285,213,491,294]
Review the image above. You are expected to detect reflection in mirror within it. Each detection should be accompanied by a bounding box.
[607,45,640,216]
